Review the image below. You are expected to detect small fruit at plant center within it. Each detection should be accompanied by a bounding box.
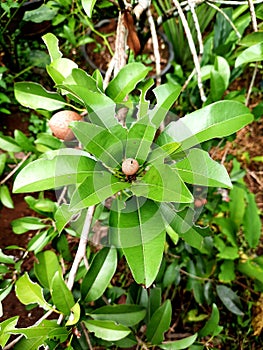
[49,110,82,141]
[122,158,139,176]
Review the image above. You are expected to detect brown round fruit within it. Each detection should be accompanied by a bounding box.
[122,158,139,176]
[49,110,82,141]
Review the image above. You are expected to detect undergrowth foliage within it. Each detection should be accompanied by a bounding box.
[0,1,262,349]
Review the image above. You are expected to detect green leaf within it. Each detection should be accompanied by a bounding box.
[160,203,207,252]
[125,116,156,163]
[229,184,246,230]
[9,320,67,342]
[110,197,166,287]
[105,63,150,102]
[0,134,22,152]
[14,130,36,152]
[35,133,63,150]
[24,5,58,23]
[11,217,46,234]
[216,285,244,316]
[65,302,81,326]
[81,247,117,302]
[157,101,253,151]
[235,42,263,67]
[88,304,146,326]
[149,82,181,128]
[0,316,19,348]
[0,249,15,264]
[237,258,263,284]
[70,122,126,168]
[83,320,130,341]
[14,82,66,111]
[0,184,14,209]
[47,58,78,85]
[64,68,99,92]
[82,0,97,18]
[243,192,261,248]
[159,334,197,349]
[42,33,62,62]
[34,250,62,290]
[51,271,75,315]
[173,148,232,189]
[54,203,78,234]
[13,149,96,193]
[132,164,193,203]
[199,304,222,337]
[146,300,172,345]
[0,153,7,176]
[240,32,263,47]
[58,84,117,128]
[70,172,130,210]
[219,260,235,283]
[147,142,181,165]
[15,273,52,310]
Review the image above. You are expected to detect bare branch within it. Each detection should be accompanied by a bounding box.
[172,0,207,102]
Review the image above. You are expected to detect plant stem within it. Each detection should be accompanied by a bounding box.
[172,0,206,102]
[66,205,95,290]
[0,152,31,185]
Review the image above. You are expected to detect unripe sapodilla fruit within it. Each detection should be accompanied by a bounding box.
[122,158,139,176]
[49,110,82,141]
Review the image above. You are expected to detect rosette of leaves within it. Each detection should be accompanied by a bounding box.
[13,33,253,287]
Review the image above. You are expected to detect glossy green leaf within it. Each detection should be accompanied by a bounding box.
[70,171,130,210]
[137,79,154,118]
[216,285,244,316]
[13,149,96,193]
[199,304,222,337]
[0,184,14,209]
[0,249,15,264]
[0,134,22,152]
[159,333,197,349]
[0,153,7,176]
[219,260,235,283]
[42,33,62,61]
[27,228,57,254]
[34,250,62,290]
[55,203,78,234]
[132,164,193,203]
[110,197,166,287]
[147,142,181,166]
[35,133,63,150]
[88,304,146,326]
[240,32,263,47]
[243,192,261,248]
[14,130,36,152]
[81,247,117,302]
[125,116,156,163]
[9,320,67,343]
[235,42,263,67]
[146,300,172,345]
[229,184,246,230]
[15,273,52,310]
[160,203,207,252]
[14,82,66,111]
[210,70,226,101]
[84,320,130,341]
[11,217,46,234]
[0,316,19,348]
[58,84,117,128]
[64,68,99,92]
[157,101,253,151]
[149,82,181,128]
[51,271,75,315]
[70,121,126,168]
[237,258,263,284]
[47,57,78,85]
[65,302,81,326]
[105,63,150,102]
[173,148,232,188]
[82,0,97,17]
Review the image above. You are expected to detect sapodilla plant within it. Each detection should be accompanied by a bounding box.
[13,33,253,289]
